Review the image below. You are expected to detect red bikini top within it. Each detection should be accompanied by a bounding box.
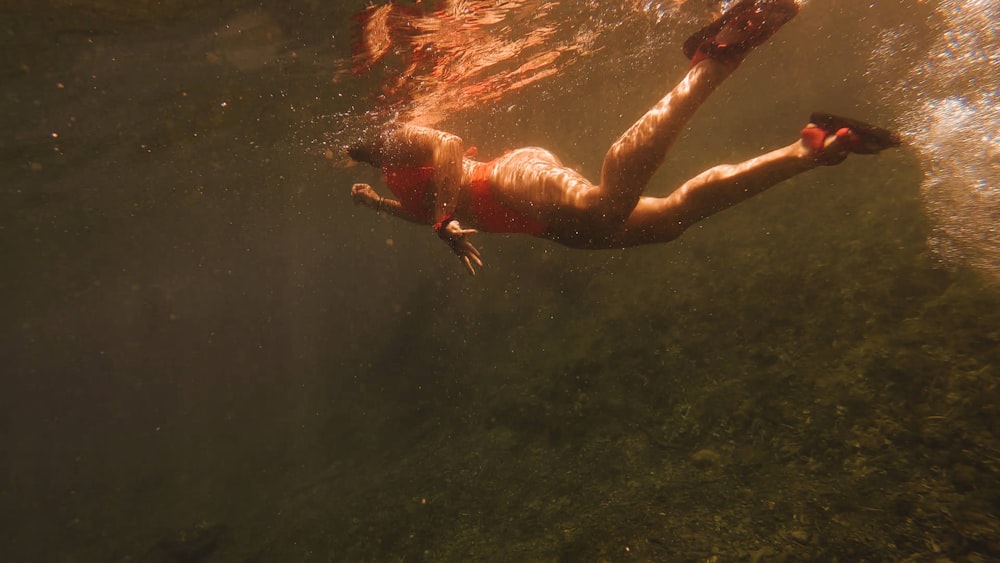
[381,147,480,223]
[382,165,435,222]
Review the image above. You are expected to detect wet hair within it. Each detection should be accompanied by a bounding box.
[347,141,376,165]
[346,133,387,167]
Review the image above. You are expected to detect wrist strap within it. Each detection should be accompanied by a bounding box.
[433,213,457,238]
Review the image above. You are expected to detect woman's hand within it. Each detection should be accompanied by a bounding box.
[351,183,380,208]
[439,220,483,276]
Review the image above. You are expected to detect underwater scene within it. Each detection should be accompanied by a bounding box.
[2,0,999,561]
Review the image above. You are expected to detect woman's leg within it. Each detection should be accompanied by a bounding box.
[581,60,734,223]
[573,0,799,226]
[608,116,901,247]
[611,141,816,247]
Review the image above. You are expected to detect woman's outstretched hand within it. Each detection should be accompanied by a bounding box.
[351,183,379,208]
[353,183,483,276]
[439,220,483,276]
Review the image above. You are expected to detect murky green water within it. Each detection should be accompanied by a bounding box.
[3,1,998,561]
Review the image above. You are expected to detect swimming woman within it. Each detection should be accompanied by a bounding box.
[348,0,900,275]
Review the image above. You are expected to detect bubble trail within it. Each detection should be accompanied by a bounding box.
[877,0,999,275]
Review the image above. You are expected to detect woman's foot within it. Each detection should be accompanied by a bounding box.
[800,112,902,165]
[684,0,800,68]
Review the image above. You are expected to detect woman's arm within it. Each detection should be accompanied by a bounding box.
[382,124,483,275]
[384,124,463,222]
[352,182,482,275]
[351,183,424,224]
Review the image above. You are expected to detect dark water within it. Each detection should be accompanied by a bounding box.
[3,1,999,561]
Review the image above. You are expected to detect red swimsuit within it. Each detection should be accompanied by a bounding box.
[383,165,436,223]
[383,160,547,236]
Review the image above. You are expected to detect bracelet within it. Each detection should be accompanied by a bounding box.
[433,213,457,238]
[375,196,384,214]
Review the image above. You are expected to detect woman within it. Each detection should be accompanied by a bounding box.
[348,0,900,276]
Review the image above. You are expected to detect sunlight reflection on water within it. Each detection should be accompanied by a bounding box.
[350,0,708,127]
